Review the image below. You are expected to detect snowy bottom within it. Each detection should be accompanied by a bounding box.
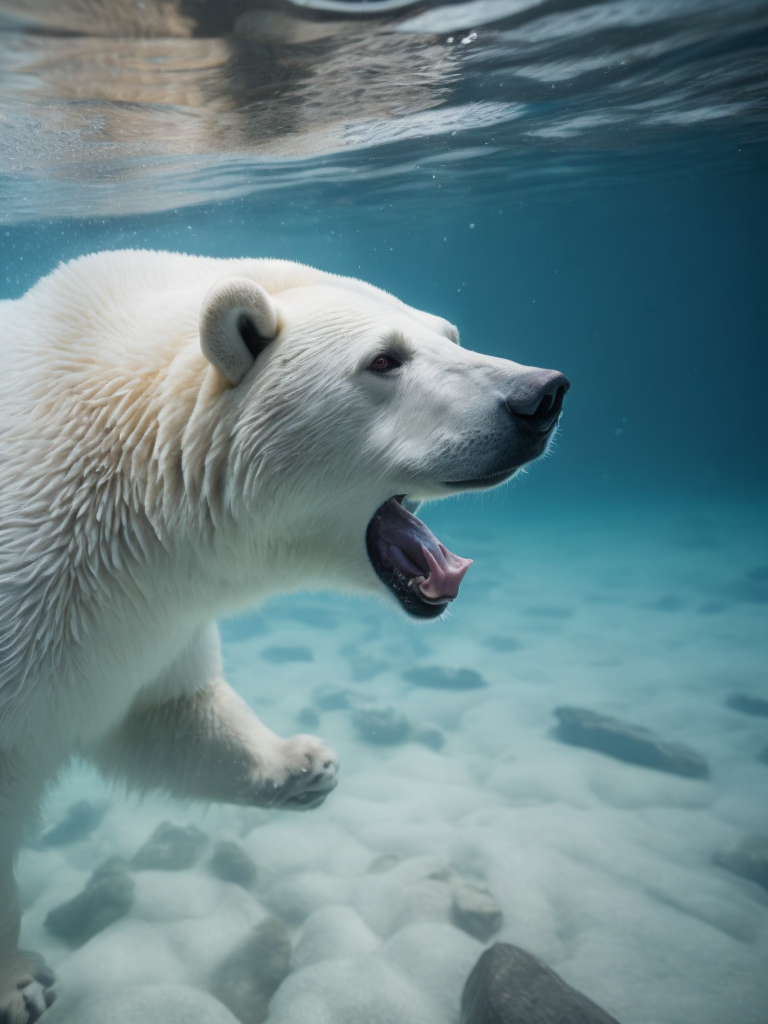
[18,493,768,1024]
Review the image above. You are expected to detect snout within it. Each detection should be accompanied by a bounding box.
[504,369,570,434]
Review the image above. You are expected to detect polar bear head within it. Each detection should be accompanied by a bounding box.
[196,264,569,619]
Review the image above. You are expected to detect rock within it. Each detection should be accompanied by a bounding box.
[452,883,503,942]
[725,693,768,717]
[131,821,208,870]
[403,666,486,690]
[209,840,258,889]
[210,917,292,1024]
[45,857,134,945]
[43,984,241,1024]
[296,705,321,729]
[40,800,108,847]
[413,724,446,751]
[553,706,710,779]
[313,685,355,710]
[261,645,314,663]
[352,707,411,745]
[460,943,622,1024]
[713,834,768,893]
[369,853,401,873]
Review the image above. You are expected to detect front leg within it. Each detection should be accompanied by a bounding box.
[91,678,338,811]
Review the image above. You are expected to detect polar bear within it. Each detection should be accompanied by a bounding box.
[0,250,568,1022]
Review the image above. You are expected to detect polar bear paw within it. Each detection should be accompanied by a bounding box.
[256,735,339,811]
[0,952,55,1024]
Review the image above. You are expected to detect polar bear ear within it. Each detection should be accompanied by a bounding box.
[200,277,280,386]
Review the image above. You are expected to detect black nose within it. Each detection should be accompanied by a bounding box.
[505,370,570,434]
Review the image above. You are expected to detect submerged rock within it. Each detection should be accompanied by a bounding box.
[313,685,355,710]
[210,917,292,1024]
[452,883,503,941]
[483,635,522,652]
[45,857,134,945]
[40,800,108,847]
[369,853,401,873]
[413,724,446,751]
[131,821,208,870]
[296,705,320,729]
[209,840,258,889]
[725,692,768,717]
[461,943,622,1024]
[553,706,710,778]
[403,665,486,690]
[352,706,411,745]
[714,834,768,893]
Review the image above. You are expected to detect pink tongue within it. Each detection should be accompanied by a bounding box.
[418,544,473,601]
[374,498,473,603]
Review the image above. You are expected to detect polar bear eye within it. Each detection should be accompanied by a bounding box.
[369,353,401,373]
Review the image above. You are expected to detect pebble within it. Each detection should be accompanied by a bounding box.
[461,942,622,1023]
[352,707,411,745]
[210,917,292,1024]
[45,857,134,945]
[403,666,486,690]
[131,821,208,871]
[554,706,710,778]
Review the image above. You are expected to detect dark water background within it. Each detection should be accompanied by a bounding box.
[3,161,767,505]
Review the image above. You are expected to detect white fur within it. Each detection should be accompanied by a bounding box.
[0,250,551,1021]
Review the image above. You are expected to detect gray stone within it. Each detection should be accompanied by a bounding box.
[261,645,314,663]
[313,685,355,710]
[352,707,411,745]
[131,821,208,871]
[413,724,446,751]
[40,800,108,847]
[483,636,521,652]
[554,706,710,779]
[452,883,503,941]
[45,857,134,945]
[209,841,258,889]
[403,665,486,690]
[725,692,768,717]
[714,834,768,893]
[43,984,240,1024]
[461,943,622,1024]
[210,917,292,1024]
[296,705,321,729]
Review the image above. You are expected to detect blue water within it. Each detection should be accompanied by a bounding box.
[1,2,768,1022]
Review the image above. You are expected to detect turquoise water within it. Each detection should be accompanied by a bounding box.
[1,2,767,1023]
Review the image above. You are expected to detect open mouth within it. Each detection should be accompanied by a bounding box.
[366,496,473,619]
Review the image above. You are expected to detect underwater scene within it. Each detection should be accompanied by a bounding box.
[1,1,767,1023]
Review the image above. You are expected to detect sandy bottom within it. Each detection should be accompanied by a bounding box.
[18,495,768,1024]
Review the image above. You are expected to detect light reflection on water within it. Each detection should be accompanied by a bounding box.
[1,0,766,220]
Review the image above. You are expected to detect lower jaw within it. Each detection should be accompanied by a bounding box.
[440,466,521,491]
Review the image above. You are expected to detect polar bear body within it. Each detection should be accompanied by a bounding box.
[0,250,568,1022]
